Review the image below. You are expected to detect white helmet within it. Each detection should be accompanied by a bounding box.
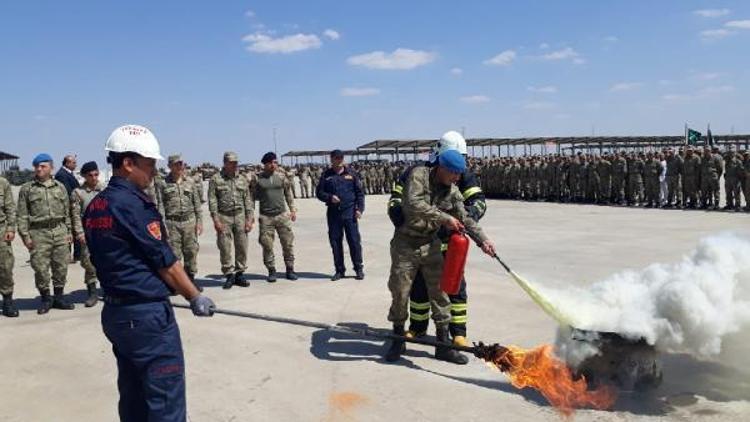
[105,124,164,160]
[437,130,467,155]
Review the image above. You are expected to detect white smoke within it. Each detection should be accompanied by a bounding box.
[547,233,750,367]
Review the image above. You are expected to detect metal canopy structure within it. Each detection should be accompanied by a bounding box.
[282,134,750,162]
[0,151,19,173]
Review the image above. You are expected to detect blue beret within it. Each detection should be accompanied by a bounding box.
[32,153,53,166]
[438,149,466,174]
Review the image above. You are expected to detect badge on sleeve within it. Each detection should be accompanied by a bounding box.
[147,221,162,240]
[344,175,353,180]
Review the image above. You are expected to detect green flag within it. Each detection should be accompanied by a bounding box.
[687,128,702,146]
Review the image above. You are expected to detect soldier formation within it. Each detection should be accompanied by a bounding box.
[475,146,750,211]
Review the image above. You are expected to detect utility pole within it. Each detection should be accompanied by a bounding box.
[273,127,278,156]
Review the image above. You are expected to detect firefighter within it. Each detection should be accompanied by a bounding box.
[388,131,487,348]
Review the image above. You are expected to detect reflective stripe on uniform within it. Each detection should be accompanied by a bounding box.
[450,315,468,324]
[392,184,404,194]
[474,200,486,213]
[450,303,468,312]
[411,312,430,321]
[409,300,431,310]
[462,186,482,200]
[440,243,448,252]
[387,198,402,208]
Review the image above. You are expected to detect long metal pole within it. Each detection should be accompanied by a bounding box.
[171,303,481,354]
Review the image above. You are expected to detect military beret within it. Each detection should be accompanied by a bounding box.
[261,152,277,164]
[32,153,53,166]
[80,161,98,175]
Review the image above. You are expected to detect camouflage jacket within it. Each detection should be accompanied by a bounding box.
[208,170,252,219]
[17,177,71,240]
[156,174,202,223]
[0,176,16,233]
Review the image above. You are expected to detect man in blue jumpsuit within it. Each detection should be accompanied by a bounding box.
[316,149,365,281]
[85,125,216,422]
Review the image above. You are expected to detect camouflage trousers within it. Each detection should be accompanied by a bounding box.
[215,213,248,275]
[627,177,643,203]
[612,176,626,202]
[300,178,312,198]
[29,226,69,291]
[387,234,451,327]
[683,177,700,206]
[166,218,199,276]
[667,176,682,204]
[599,178,611,201]
[725,177,742,208]
[701,176,720,205]
[0,233,13,295]
[79,243,97,285]
[258,213,295,271]
[644,177,660,204]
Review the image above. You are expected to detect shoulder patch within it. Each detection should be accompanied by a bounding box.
[147,221,162,240]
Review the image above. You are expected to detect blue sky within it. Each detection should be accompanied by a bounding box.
[1,1,749,167]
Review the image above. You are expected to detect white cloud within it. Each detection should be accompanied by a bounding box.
[609,82,643,92]
[483,50,516,66]
[662,85,734,102]
[527,85,558,94]
[572,58,586,65]
[603,35,619,42]
[460,95,491,104]
[242,32,322,54]
[700,85,734,95]
[323,29,340,40]
[244,10,256,18]
[693,9,730,18]
[700,28,733,40]
[540,47,580,61]
[725,20,750,29]
[694,72,721,81]
[523,101,555,110]
[340,87,380,97]
[450,67,463,76]
[346,48,436,70]
[539,43,549,49]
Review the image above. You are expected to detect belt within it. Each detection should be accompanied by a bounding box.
[219,209,243,217]
[166,214,194,222]
[103,296,168,306]
[30,219,63,230]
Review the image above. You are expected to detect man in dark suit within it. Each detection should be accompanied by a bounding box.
[55,155,81,261]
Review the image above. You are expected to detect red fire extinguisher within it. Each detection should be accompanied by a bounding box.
[440,232,470,295]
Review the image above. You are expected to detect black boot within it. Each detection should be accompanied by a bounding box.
[285,267,298,281]
[434,327,468,365]
[234,271,249,287]
[84,283,99,308]
[37,290,52,314]
[52,287,75,310]
[354,269,365,280]
[330,272,344,281]
[385,324,406,362]
[222,273,235,289]
[188,273,203,292]
[267,268,277,283]
[2,294,19,318]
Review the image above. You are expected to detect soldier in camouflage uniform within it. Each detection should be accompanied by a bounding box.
[723,147,743,211]
[0,175,17,317]
[743,151,750,211]
[70,161,104,307]
[597,153,612,204]
[17,153,75,314]
[665,148,683,208]
[208,151,253,289]
[156,155,203,291]
[626,152,645,206]
[700,146,723,210]
[249,152,298,282]
[611,151,627,205]
[383,150,496,365]
[682,147,702,209]
[643,152,661,208]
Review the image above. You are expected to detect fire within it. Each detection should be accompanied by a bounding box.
[483,344,617,416]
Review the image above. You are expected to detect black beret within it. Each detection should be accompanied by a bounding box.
[80,161,98,175]
[261,152,277,164]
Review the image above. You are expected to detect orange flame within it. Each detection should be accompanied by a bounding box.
[488,344,617,416]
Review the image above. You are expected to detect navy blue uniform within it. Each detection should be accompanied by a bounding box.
[84,176,186,422]
[316,166,365,274]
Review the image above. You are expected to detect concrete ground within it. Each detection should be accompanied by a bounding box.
[1,192,749,421]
